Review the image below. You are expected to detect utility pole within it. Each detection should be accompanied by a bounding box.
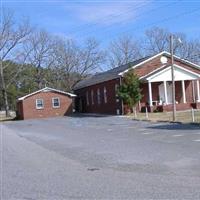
[170,35,176,122]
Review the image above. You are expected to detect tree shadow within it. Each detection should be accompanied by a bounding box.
[69,113,114,118]
[147,122,200,130]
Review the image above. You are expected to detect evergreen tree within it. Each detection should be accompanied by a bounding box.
[118,69,142,114]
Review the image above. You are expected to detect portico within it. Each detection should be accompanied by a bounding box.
[141,64,200,111]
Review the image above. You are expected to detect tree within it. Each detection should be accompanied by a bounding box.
[118,69,142,115]
[50,38,105,91]
[143,27,200,64]
[25,30,54,89]
[0,9,32,116]
[108,35,141,69]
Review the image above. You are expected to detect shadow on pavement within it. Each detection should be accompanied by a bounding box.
[69,113,114,118]
[147,123,200,130]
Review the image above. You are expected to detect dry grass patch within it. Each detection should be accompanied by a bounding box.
[129,110,200,123]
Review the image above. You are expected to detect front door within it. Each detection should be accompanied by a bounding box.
[159,82,173,104]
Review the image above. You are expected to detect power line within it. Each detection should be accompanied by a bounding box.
[69,1,177,37]
[99,7,200,45]
[67,2,148,34]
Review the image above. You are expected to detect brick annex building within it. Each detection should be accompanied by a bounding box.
[17,87,76,120]
[73,51,200,115]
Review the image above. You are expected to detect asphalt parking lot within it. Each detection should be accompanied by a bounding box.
[1,114,200,199]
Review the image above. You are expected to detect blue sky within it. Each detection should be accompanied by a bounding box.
[2,0,200,47]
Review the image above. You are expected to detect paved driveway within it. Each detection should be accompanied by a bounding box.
[1,115,200,199]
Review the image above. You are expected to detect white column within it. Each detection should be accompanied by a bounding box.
[148,81,153,106]
[197,80,200,102]
[181,80,186,103]
[163,81,168,105]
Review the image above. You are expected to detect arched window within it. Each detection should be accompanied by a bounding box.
[86,91,89,106]
[104,87,107,103]
[97,88,101,104]
[115,84,119,97]
[91,90,94,105]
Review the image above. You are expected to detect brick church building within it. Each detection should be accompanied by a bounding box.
[73,51,200,115]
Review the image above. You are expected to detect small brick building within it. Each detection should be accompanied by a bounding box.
[73,51,200,115]
[17,87,76,120]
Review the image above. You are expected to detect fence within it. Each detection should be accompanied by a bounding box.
[134,109,200,124]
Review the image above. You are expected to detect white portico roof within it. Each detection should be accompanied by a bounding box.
[141,64,200,83]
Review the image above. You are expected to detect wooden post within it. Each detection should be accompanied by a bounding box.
[191,108,195,123]
[145,107,149,119]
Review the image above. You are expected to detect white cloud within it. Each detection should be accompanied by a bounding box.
[66,1,151,26]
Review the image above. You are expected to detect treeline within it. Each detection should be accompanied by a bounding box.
[1,9,200,113]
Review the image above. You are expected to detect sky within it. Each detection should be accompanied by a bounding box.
[2,0,200,47]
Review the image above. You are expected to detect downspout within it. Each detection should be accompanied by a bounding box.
[119,76,124,115]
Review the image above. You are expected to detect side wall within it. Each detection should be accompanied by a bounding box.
[20,91,73,120]
[74,78,122,115]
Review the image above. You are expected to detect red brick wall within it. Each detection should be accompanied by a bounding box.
[135,55,200,78]
[74,54,200,114]
[74,78,122,115]
[18,91,73,120]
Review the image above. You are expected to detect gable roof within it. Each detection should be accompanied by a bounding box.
[141,64,200,82]
[73,56,151,90]
[73,51,200,90]
[18,87,76,101]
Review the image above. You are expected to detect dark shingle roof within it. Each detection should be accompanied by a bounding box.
[73,56,151,90]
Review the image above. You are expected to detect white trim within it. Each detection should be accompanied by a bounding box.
[118,51,165,76]
[36,99,44,109]
[118,51,200,76]
[18,87,76,101]
[146,64,200,82]
[52,97,60,108]
[174,64,200,77]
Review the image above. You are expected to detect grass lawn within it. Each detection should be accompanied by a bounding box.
[129,109,200,123]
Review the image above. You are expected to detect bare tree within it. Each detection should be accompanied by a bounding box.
[143,27,169,54]
[0,9,32,116]
[108,35,142,69]
[25,30,54,89]
[177,39,200,64]
[143,27,200,64]
[51,38,105,91]
[79,38,105,75]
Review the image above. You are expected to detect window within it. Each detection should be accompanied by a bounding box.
[115,84,119,97]
[86,91,89,106]
[36,99,44,109]
[52,97,60,108]
[97,88,101,104]
[103,87,107,103]
[91,90,94,105]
